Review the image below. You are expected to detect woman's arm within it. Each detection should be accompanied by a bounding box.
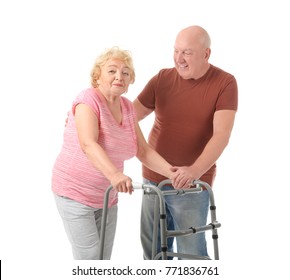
[135,122,174,179]
[74,104,133,193]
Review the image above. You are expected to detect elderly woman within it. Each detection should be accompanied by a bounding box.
[52,47,174,260]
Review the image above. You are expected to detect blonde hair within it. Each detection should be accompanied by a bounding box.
[90,46,135,88]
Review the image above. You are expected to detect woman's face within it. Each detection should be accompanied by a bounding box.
[97,59,133,98]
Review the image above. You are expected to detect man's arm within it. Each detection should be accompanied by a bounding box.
[171,110,236,188]
[133,98,154,121]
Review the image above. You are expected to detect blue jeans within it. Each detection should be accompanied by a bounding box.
[54,194,117,260]
[140,179,209,260]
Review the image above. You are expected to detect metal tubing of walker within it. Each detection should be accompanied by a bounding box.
[99,180,220,260]
[98,183,167,260]
[151,197,159,259]
[98,185,113,260]
[142,184,168,260]
[192,180,220,260]
[155,179,220,260]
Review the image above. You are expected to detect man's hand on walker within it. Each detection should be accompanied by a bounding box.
[170,166,196,189]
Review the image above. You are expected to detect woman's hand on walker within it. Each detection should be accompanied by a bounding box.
[111,171,134,194]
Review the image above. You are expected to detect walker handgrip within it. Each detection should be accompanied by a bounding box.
[132,182,143,189]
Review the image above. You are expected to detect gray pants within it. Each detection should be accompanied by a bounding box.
[54,194,117,260]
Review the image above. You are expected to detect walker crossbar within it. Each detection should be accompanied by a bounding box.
[167,222,221,237]
[154,252,211,260]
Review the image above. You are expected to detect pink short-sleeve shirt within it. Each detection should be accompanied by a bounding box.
[52,88,137,208]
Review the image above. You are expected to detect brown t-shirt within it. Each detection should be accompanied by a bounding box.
[137,65,238,185]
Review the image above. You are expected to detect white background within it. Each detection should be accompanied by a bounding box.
[1,0,289,279]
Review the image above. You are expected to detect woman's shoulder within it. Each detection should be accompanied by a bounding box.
[72,87,102,115]
[74,87,104,104]
[77,87,99,98]
[120,95,134,110]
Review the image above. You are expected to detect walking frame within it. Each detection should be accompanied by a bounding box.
[98,179,221,260]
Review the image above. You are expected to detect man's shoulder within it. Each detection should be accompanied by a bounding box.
[156,67,178,79]
[159,67,176,74]
[209,64,235,79]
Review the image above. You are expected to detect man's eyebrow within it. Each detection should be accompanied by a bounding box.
[174,47,193,52]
